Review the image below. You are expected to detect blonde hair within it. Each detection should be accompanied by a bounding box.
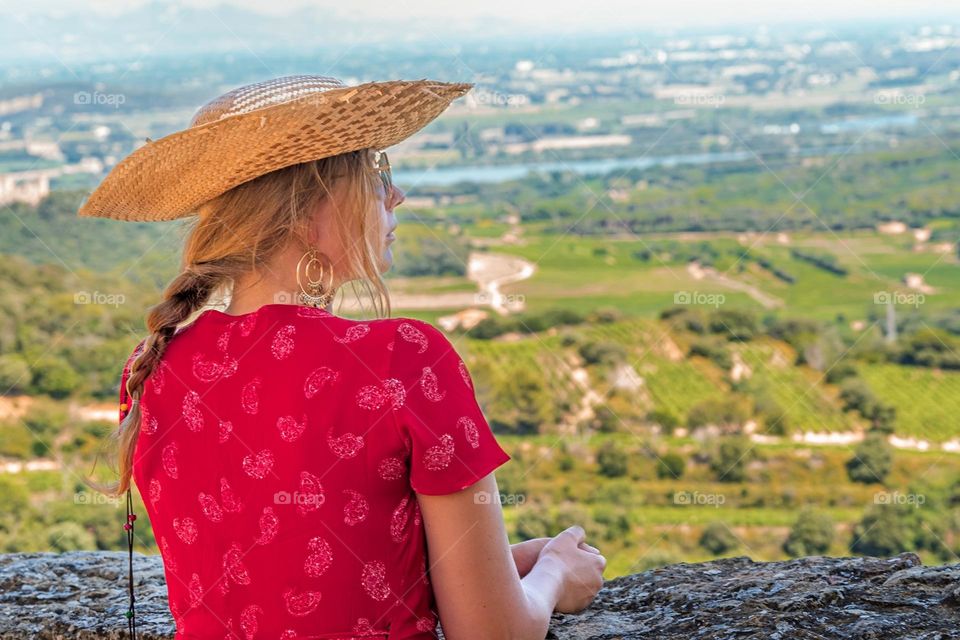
[86,147,391,497]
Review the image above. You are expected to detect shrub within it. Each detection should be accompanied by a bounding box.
[656,452,686,479]
[647,408,680,434]
[0,354,30,394]
[46,521,96,552]
[846,432,893,484]
[596,441,629,478]
[688,337,732,369]
[687,396,752,431]
[825,360,858,385]
[753,392,791,436]
[707,435,752,482]
[592,505,632,542]
[514,501,552,540]
[783,507,835,556]
[578,340,628,366]
[699,522,739,555]
[589,404,621,433]
[31,356,80,398]
[850,504,912,556]
[708,309,758,342]
[591,307,623,323]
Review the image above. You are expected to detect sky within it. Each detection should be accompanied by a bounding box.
[25,0,960,31]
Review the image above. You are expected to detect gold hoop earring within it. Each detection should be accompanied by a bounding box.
[296,248,335,308]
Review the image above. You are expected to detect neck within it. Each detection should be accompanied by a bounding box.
[225,247,338,316]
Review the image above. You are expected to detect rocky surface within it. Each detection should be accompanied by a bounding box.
[1,551,959,639]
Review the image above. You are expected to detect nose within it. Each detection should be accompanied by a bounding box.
[388,185,405,210]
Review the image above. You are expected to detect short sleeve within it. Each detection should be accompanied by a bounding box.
[389,319,511,496]
[119,338,147,424]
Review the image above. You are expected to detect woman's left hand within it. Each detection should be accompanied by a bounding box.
[510,537,551,577]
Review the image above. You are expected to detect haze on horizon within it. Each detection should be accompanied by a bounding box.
[17,0,960,32]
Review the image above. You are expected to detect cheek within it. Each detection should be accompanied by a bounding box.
[375,200,387,225]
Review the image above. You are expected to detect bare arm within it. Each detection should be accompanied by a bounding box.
[417,473,562,640]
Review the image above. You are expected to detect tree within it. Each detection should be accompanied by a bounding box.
[46,521,96,552]
[31,356,80,398]
[596,441,629,478]
[688,396,752,432]
[699,522,739,555]
[708,435,752,482]
[846,433,893,484]
[492,366,555,435]
[783,507,835,556]
[647,408,680,434]
[578,340,627,366]
[709,309,758,341]
[656,452,686,479]
[850,504,912,557]
[753,391,791,436]
[589,405,620,433]
[0,354,31,394]
[514,501,553,541]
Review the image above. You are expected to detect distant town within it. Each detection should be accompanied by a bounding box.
[2,19,957,206]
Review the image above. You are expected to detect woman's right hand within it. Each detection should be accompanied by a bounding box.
[537,524,606,614]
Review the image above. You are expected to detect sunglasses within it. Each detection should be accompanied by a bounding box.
[370,149,393,196]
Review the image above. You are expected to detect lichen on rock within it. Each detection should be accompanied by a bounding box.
[1,551,958,639]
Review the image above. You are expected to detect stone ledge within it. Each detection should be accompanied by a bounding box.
[1,551,958,639]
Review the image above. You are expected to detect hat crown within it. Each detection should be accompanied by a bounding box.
[190,75,347,127]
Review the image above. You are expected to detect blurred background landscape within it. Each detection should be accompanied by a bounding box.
[1,0,959,578]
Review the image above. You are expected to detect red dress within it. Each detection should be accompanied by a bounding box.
[118,303,512,639]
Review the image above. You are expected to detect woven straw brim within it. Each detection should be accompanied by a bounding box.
[77,79,472,222]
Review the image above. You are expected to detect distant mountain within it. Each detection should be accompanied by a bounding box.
[0,2,523,66]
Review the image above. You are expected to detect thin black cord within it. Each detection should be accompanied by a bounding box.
[125,487,138,639]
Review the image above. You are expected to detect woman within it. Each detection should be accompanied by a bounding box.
[83,75,605,639]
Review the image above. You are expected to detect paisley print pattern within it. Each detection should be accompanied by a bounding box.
[270,324,296,360]
[304,535,333,577]
[378,456,405,481]
[220,477,245,513]
[423,433,456,471]
[276,413,307,443]
[197,491,224,523]
[182,389,204,432]
[148,478,161,504]
[333,323,371,344]
[239,604,264,640]
[459,416,480,449]
[120,306,511,637]
[240,376,262,415]
[241,449,275,480]
[218,419,233,443]
[296,470,325,516]
[361,560,392,601]
[161,441,179,479]
[304,365,339,399]
[173,516,198,544]
[283,587,323,616]
[397,322,428,353]
[355,378,406,411]
[342,489,370,526]
[255,507,279,545]
[418,366,447,402]
[327,427,364,459]
[223,541,252,586]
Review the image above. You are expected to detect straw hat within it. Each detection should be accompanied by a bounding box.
[76,75,473,222]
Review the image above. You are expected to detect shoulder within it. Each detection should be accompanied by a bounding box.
[284,311,458,361]
[387,317,455,353]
